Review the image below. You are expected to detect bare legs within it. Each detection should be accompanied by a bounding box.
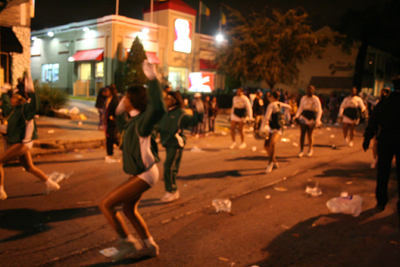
[299,124,314,155]
[265,132,281,164]
[99,176,151,240]
[230,120,245,148]
[343,123,355,146]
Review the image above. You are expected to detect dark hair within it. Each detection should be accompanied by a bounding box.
[126,85,147,113]
[271,90,280,100]
[167,91,184,109]
[107,84,118,97]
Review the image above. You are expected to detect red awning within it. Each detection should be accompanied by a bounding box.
[200,59,218,70]
[146,52,161,64]
[71,49,104,61]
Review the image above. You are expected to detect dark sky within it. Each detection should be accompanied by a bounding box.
[31,0,389,36]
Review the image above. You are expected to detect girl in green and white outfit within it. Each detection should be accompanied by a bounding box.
[0,77,60,200]
[158,91,203,203]
[99,61,167,261]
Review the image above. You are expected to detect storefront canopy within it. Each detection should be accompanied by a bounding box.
[0,26,23,53]
[200,59,218,71]
[71,49,104,61]
[146,52,161,64]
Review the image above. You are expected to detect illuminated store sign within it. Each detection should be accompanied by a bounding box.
[188,72,214,92]
[174,19,192,53]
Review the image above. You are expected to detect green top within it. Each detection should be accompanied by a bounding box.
[1,92,39,144]
[158,107,202,148]
[121,79,167,175]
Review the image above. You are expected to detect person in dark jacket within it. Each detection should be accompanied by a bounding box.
[252,91,264,132]
[0,75,60,200]
[103,84,120,163]
[363,76,400,217]
[158,91,202,202]
[209,96,218,132]
[99,60,166,261]
[95,87,107,130]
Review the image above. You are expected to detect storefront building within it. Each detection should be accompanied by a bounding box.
[30,0,222,96]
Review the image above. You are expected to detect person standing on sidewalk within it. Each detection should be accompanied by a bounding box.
[293,85,322,157]
[103,84,120,163]
[99,60,166,261]
[252,91,264,132]
[209,96,218,133]
[338,86,366,147]
[158,91,203,203]
[230,88,253,149]
[95,87,107,130]
[190,93,204,136]
[259,91,291,173]
[202,95,210,133]
[0,73,60,200]
[363,76,400,216]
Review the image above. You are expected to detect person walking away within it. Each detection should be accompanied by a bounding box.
[103,84,120,163]
[0,74,60,200]
[288,94,298,126]
[338,86,366,147]
[202,96,210,133]
[370,88,390,169]
[252,91,264,132]
[363,76,400,219]
[230,88,253,149]
[99,60,167,260]
[328,93,338,124]
[209,96,218,133]
[95,87,107,130]
[259,91,291,173]
[293,85,323,157]
[190,93,204,136]
[158,91,203,203]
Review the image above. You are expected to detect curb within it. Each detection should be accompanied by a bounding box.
[32,138,106,156]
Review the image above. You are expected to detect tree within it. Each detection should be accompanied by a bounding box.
[123,36,147,88]
[216,6,336,89]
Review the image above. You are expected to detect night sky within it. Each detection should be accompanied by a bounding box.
[31,0,390,36]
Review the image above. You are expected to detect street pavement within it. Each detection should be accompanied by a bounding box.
[0,100,399,267]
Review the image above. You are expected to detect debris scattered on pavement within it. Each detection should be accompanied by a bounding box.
[292,142,299,147]
[47,130,55,134]
[69,107,80,115]
[212,199,232,213]
[219,257,229,261]
[221,131,227,136]
[265,194,271,199]
[274,187,288,192]
[75,154,83,158]
[48,171,73,184]
[79,114,87,120]
[260,150,267,153]
[345,181,353,185]
[282,177,287,180]
[326,127,331,131]
[305,183,322,197]
[281,224,290,229]
[293,233,300,237]
[281,138,290,142]
[332,144,337,149]
[190,146,203,152]
[252,146,257,151]
[330,134,335,138]
[326,193,363,217]
[99,247,118,257]
[78,121,83,126]
[58,108,69,114]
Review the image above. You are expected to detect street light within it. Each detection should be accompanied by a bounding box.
[216,33,224,43]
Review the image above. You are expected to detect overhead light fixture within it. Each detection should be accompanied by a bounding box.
[31,36,37,40]
[216,33,224,43]
[141,28,149,34]
[83,27,90,32]
[47,31,54,37]
[68,57,75,62]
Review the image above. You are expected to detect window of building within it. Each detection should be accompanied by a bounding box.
[168,67,188,91]
[41,63,59,82]
[78,63,91,81]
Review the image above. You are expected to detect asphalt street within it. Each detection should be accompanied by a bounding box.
[0,123,399,267]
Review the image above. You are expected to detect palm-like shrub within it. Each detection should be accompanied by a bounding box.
[35,84,69,115]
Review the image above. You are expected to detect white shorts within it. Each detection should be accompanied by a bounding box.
[137,164,159,187]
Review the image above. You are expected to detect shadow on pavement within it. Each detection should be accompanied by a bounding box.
[0,206,101,243]
[4,157,105,168]
[178,168,264,180]
[251,209,400,267]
